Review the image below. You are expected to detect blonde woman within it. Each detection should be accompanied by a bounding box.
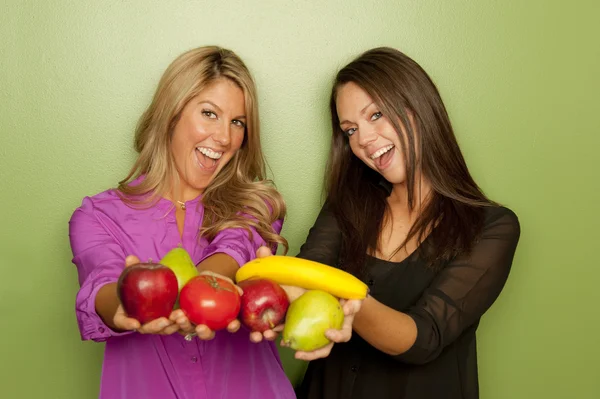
[69,46,295,398]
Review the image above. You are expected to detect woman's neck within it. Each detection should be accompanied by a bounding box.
[388,176,432,212]
[164,177,203,206]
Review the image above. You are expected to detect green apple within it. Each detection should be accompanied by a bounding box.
[159,247,199,296]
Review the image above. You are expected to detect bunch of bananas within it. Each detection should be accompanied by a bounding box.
[236,256,368,299]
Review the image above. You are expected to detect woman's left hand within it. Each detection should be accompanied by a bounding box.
[282,297,363,361]
[248,283,306,343]
[248,247,307,343]
[185,270,243,340]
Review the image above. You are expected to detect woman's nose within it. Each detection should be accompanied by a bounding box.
[357,125,377,148]
[212,123,231,146]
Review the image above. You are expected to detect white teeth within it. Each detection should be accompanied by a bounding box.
[197,147,223,160]
[370,145,394,160]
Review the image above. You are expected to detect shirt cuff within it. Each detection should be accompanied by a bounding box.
[76,278,133,342]
[392,311,439,365]
[200,243,250,268]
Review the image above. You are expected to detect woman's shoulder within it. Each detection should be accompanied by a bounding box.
[72,185,162,218]
[483,204,518,221]
[482,204,521,236]
[71,188,123,218]
[79,174,164,210]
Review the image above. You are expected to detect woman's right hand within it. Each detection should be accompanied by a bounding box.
[112,255,182,335]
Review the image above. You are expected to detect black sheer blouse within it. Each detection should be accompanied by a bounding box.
[294,204,521,399]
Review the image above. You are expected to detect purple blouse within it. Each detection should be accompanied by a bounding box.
[69,186,296,399]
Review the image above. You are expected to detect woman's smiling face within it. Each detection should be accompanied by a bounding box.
[170,77,246,198]
[336,81,408,185]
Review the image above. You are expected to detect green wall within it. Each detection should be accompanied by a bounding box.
[1,1,598,397]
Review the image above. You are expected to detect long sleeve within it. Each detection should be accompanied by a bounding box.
[296,202,342,267]
[69,197,132,342]
[394,206,521,364]
[200,217,284,267]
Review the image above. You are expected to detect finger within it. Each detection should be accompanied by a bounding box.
[325,328,350,343]
[114,305,141,330]
[263,329,278,341]
[115,316,141,331]
[281,285,306,302]
[169,309,186,322]
[272,324,285,332]
[227,319,241,333]
[170,310,194,333]
[138,317,173,334]
[342,311,356,330]
[195,325,215,340]
[161,323,181,335]
[344,299,362,315]
[295,343,333,361]
[125,255,141,267]
[250,331,263,343]
[177,317,194,334]
[256,246,273,258]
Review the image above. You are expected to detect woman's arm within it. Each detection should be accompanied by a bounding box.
[351,207,521,363]
[196,253,240,280]
[69,199,179,340]
[352,296,418,355]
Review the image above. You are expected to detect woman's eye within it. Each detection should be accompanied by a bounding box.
[232,119,246,128]
[344,127,357,137]
[371,112,382,121]
[202,110,217,119]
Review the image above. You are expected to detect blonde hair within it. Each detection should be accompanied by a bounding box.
[117,46,288,253]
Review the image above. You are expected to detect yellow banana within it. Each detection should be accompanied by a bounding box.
[236,256,368,299]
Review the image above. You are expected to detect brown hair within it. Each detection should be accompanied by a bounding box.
[327,47,493,275]
[118,46,288,253]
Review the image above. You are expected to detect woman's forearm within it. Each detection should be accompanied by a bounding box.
[352,296,418,356]
[197,253,240,281]
[95,282,121,330]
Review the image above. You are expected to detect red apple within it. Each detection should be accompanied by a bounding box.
[238,278,290,332]
[117,262,178,324]
[179,275,241,331]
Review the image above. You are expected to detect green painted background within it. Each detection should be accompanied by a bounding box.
[1,0,598,397]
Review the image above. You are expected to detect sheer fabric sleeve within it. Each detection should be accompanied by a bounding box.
[395,206,521,364]
[296,202,343,267]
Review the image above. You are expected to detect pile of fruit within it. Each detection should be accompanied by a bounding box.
[117,248,368,351]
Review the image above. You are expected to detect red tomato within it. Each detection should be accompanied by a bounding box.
[179,275,241,331]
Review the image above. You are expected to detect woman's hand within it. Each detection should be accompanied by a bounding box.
[113,255,180,335]
[285,298,362,361]
[248,283,306,343]
[248,246,364,361]
[247,247,307,343]
[184,270,244,341]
